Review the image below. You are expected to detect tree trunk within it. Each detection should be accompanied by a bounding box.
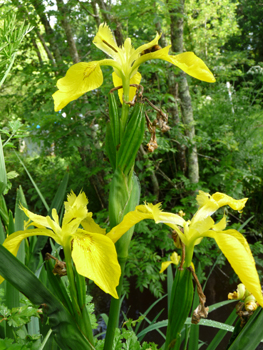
[56,0,80,64]
[154,6,187,176]
[35,30,56,66]
[96,0,124,45]
[169,0,199,183]
[30,0,62,64]
[139,145,159,201]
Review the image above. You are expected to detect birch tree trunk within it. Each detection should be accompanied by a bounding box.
[169,0,199,183]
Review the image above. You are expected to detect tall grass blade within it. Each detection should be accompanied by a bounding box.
[15,152,49,212]
[0,136,7,195]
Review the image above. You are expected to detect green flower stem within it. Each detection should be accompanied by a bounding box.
[184,242,195,268]
[64,242,94,346]
[64,242,81,316]
[103,257,126,350]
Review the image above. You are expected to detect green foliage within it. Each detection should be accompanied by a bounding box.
[124,221,172,298]
[0,12,33,87]
[95,327,160,350]
[0,289,41,349]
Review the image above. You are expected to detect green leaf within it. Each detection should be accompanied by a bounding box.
[0,136,7,195]
[15,152,49,212]
[0,245,94,350]
[228,307,263,350]
[185,318,234,332]
[206,307,237,350]
[49,172,69,216]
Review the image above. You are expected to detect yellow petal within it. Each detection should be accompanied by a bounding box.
[53,62,103,111]
[167,52,216,83]
[170,251,180,265]
[191,216,214,234]
[107,206,153,243]
[107,202,185,243]
[159,260,173,273]
[72,230,121,298]
[131,32,161,62]
[63,191,88,226]
[65,190,88,208]
[112,71,142,104]
[192,191,247,226]
[212,192,248,211]
[160,252,180,273]
[81,213,106,235]
[93,23,119,58]
[0,229,59,284]
[133,47,215,83]
[196,190,211,207]
[21,207,51,229]
[213,216,227,231]
[205,230,263,307]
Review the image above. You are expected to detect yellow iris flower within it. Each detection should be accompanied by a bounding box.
[0,191,122,298]
[52,23,215,111]
[107,190,263,308]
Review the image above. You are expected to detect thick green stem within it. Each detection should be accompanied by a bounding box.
[184,243,195,268]
[104,81,141,349]
[64,243,81,317]
[103,257,126,350]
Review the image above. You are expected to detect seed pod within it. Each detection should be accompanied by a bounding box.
[117,102,145,175]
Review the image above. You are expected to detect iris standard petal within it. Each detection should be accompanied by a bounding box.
[53,62,103,111]
[65,191,88,209]
[205,230,263,307]
[130,32,161,62]
[0,228,59,284]
[112,71,142,103]
[72,230,121,298]
[212,192,248,211]
[191,191,247,226]
[93,23,119,59]
[190,216,214,234]
[63,191,88,226]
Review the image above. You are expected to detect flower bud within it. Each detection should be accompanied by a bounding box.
[228,283,246,300]
[244,294,258,311]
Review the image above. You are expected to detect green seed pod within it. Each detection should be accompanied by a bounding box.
[117,102,145,175]
[105,123,117,169]
[164,268,193,349]
[108,92,120,149]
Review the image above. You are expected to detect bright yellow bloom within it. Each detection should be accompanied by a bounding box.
[107,191,263,307]
[159,251,180,273]
[0,191,121,298]
[52,23,215,111]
